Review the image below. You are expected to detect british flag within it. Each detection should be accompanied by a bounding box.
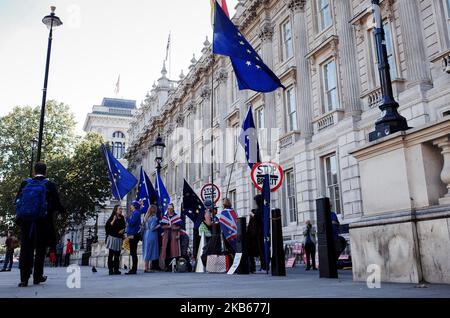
[161,212,184,227]
[219,209,238,251]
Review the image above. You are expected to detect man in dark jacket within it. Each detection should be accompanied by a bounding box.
[15,162,65,287]
[1,231,18,272]
[249,194,267,272]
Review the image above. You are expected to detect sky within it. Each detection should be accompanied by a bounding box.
[0,0,238,134]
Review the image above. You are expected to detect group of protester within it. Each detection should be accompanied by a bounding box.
[9,161,346,287]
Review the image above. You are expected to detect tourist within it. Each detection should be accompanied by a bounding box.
[142,205,160,273]
[105,204,126,275]
[15,161,65,287]
[303,220,317,271]
[1,232,18,272]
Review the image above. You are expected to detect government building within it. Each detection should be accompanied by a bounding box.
[124,0,450,283]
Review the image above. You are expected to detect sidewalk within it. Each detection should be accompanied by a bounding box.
[1,265,449,298]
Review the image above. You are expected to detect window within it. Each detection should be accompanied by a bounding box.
[281,20,293,61]
[255,106,265,130]
[113,131,125,139]
[323,59,339,112]
[318,0,332,31]
[285,87,298,132]
[231,72,239,103]
[229,190,237,209]
[323,154,341,215]
[370,22,398,85]
[285,169,297,223]
[214,86,220,118]
[112,142,125,159]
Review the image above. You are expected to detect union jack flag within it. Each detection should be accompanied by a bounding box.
[219,209,238,251]
[161,212,184,227]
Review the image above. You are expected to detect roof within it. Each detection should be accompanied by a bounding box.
[101,98,137,109]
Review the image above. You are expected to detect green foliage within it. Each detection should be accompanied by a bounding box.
[0,102,110,237]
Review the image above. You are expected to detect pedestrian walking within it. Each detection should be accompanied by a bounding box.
[142,205,160,273]
[105,205,126,275]
[15,161,65,287]
[1,232,18,272]
[64,239,73,267]
[303,220,317,271]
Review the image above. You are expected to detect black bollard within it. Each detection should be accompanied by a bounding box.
[316,197,338,278]
[271,209,286,276]
[235,217,249,274]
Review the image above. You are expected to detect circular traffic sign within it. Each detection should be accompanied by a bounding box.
[200,183,221,204]
[250,162,284,193]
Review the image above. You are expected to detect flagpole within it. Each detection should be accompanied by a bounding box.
[225,144,238,197]
[211,4,216,206]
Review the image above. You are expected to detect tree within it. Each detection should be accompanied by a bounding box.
[0,103,110,237]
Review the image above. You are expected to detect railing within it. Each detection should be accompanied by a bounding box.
[367,87,382,109]
[317,113,335,131]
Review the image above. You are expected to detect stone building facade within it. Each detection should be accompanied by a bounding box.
[125,0,450,260]
[81,97,137,247]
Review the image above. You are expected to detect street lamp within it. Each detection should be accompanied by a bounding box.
[29,138,38,177]
[36,6,63,162]
[368,0,409,142]
[152,133,166,173]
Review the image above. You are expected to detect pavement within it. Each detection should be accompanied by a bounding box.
[0,265,449,298]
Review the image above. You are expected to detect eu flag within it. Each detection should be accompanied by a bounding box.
[262,174,271,274]
[212,1,284,92]
[102,144,137,201]
[239,105,261,169]
[137,167,158,212]
[155,171,170,217]
[182,179,206,229]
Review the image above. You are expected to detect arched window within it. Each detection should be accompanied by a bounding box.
[113,131,125,139]
[112,142,125,159]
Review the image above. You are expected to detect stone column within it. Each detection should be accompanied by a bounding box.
[397,0,431,86]
[334,0,361,115]
[289,0,313,138]
[259,16,276,159]
[433,137,450,205]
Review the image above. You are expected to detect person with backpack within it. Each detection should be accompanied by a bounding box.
[15,161,65,287]
[303,220,317,271]
[64,239,73,267]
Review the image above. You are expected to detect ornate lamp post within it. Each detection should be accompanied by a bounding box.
[368,0,409,142]
[36,6,63,162]
[29,138,38,177]
[152,133,166,174]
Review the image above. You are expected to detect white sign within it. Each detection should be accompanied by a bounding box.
[201,183,221,204]
[227,253,243,275]
[250,162,284,193]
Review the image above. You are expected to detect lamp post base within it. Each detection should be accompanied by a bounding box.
[369,104,410,142]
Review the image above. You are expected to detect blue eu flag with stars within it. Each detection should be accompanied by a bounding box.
[262,174,271,274]
[213,1,284,92]
[182,179,206,229]
[239,105,261,169]
[155,171,170,217]
[102,144,137,201]
[137,167,158,212]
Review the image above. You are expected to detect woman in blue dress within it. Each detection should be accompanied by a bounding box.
[142,205,160,273]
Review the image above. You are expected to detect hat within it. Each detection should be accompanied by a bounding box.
[131,200,140,210]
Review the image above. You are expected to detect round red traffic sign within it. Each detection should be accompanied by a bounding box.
[200,183,221,204]
[250,162,284,193]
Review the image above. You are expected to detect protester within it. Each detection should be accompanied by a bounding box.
[105,205,126,275]
[125,200,145,275]
[303,220,317,271]
[331,210,347,261]
[160,203,182,271]
[201,200,222,266]
[55,240,64,267]
[142,205,160,273]
[64,239,73,267]
[179,212,192,272]
[15,161,65,287]
[1,232,18,272]
[219,198,238,262]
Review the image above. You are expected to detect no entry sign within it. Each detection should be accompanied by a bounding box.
[201,183,221,204]
[251,162,284,192]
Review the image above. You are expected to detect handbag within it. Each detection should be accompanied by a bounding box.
[206,255,230,273]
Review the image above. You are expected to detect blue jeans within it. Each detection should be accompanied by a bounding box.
[2,249,13,270]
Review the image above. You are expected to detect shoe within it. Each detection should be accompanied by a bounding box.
[6,269,11,272]
[114,271,122,275]
[313,268,318,271]
[0,269,6,272]
[125,271,136,275]
[109,270,114,275]
[305,267,311,271]
[33,276,47,285]
[18,281,28,287]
